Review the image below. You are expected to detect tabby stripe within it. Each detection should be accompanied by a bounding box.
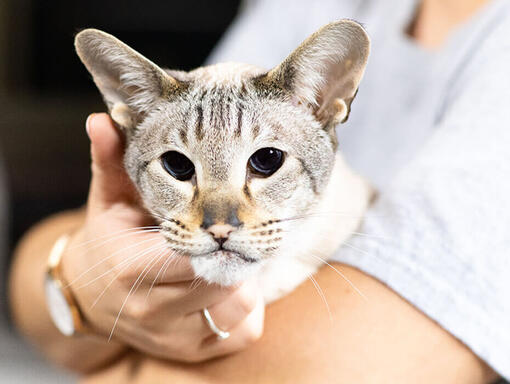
[179,128,188,145]
[195,105,204,141]
[218,96,226,131]
[136,161,149,185]
[298,158,318,194]
[252,124,260,139]
[235,107,243,137]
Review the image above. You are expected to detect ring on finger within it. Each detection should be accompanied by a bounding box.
[202,308,230,340]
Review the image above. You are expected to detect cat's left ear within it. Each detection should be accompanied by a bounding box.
[260,20,370,127]
[75,29,181,132]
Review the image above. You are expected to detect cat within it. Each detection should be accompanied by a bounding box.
[75,20,373,303]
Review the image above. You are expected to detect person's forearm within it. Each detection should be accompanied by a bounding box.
[8,209,127,374]
[88,264,497,384]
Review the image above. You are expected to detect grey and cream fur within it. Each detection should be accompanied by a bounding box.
[75,20,372,302]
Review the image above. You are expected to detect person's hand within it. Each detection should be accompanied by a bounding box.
[61,113,264,362]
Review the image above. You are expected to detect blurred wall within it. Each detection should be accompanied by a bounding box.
[0,0,240,320]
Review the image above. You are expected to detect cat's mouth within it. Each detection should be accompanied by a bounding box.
[190,248,263,287]
[203,250,258,264]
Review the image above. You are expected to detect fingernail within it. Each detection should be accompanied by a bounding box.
[85,114,95,138]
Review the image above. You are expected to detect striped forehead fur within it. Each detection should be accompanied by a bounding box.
[128,68,329,187]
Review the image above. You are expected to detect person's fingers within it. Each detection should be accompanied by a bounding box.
[199,292,265,359]
[203,280,259,331]
[86,113,138,214]
[107,289,263,363]
[88,113,124,169]
[177,280,259,339]
[121,247,195,285]
[153,252,196,283]
[148,278,238,317]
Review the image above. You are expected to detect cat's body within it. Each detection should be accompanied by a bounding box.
[75,20,372,303]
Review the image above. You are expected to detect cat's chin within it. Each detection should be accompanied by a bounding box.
[190,251,263,287]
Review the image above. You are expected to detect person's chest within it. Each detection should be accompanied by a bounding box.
[336,0,443,191]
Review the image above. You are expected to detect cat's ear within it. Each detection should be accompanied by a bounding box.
[260,20,370,127]
[75,29,181,131]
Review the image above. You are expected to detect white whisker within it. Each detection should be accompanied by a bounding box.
[132,248,170,296]
[307,253,368,302]
[350,231,389,240]
[145,250,177,301]
[161,252,181,277]
[69,226,161,249]
[90,242,168,308]
[342,241,371,257]
[108,246,169,341]
[308,274,333,324]
[78,241,167,290]
[189,276,203,292]
[73,229,162,259]
[67,236,163,288]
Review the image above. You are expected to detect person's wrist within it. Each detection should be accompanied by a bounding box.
[57,231,129,359]
[58,229,110,340]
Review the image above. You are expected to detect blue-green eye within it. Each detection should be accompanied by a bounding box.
[161,151,195,181]
[248,148,284,176]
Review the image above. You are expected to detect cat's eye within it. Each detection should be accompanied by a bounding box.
[161,151,195,181]
[248,148,284,176]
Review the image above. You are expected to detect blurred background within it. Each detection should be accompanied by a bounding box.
[0,0,240,381]
[2,1,507,383]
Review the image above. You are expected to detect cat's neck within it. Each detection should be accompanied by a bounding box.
[260,154,373,303]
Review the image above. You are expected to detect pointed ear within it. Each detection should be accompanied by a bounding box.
[75,29,181,130]
[260,20,370,127]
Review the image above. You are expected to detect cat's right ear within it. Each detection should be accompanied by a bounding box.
[257,20,370,130]
[75,29,181,131]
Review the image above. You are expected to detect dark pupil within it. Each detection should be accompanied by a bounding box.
[162,151,195,181]
[249,148,283,176]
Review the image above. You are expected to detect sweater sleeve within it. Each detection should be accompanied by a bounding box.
[332,21,510,379]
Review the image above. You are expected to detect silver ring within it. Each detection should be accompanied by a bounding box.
[202,308,230,340]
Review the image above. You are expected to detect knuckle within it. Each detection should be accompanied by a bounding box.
[125,300,147,322]
[235,288,258,315]
[245,326,263,344]
[144,333,179,359]
[242,321,264,345]
[149,332,172,352]
[153,333,203,362]
[176,346,204,363]
[117,268,136,284]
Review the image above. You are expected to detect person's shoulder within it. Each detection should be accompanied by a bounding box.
[474,7,510,63]
[466,2,510,71]
[439,4,510,123]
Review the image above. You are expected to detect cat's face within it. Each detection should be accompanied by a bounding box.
[124,65,337,284]
[75,21,370,285]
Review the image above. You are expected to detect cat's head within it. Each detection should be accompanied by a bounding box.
[75,20,370,286]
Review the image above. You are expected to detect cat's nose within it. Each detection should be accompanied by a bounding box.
[205,224,235,246]
[201,204,242,230]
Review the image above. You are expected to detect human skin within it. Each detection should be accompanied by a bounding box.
[83,265,498,384]
[9,0,500,381]
[409,0,490,48]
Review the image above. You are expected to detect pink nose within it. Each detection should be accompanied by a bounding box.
[206,224,235,239]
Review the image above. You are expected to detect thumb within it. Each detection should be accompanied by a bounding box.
[86,113,138,213]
